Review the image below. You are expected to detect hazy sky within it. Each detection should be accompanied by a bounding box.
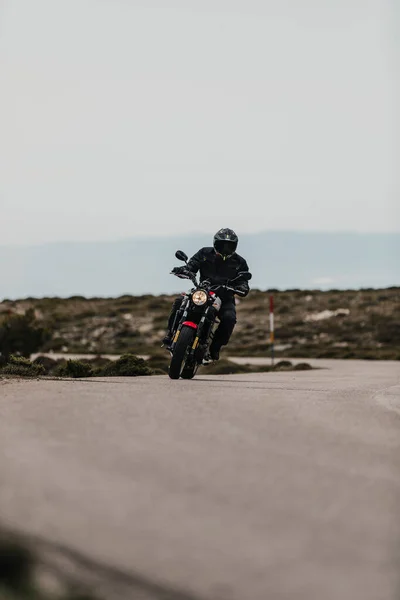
[0,0,397,245]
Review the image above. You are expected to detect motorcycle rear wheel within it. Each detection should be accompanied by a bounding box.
[168,326,196,379]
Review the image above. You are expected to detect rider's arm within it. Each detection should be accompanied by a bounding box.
[186,248,205,275]
[235,258,251,296]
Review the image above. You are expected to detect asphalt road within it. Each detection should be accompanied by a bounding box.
[0,360,399,600]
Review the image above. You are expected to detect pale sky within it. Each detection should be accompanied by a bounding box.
[0,0,397,245]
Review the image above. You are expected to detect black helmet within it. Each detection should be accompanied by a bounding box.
[213,228,238,259]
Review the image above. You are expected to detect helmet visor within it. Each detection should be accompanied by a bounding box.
[214,240,237,257]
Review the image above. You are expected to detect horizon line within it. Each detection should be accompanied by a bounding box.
[1,229,400,250]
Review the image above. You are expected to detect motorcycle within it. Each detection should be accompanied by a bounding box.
[167,250,252,380]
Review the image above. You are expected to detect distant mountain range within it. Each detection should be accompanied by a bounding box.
[0,232,399,299]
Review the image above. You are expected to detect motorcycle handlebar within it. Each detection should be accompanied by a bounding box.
[171,272,245,296]
[209,284,246,296]
[225,286,246,296]
[171,270,198,286]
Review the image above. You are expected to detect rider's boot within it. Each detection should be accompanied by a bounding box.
[209,341,220,361]
[203,341,220,364]
[161,330,173,348]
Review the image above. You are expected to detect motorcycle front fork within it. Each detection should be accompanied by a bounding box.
[171,305,217,362]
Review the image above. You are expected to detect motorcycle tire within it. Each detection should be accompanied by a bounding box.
[181,364,198,379]
[168,326,196,379]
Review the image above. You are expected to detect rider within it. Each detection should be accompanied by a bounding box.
[163,228,251,361]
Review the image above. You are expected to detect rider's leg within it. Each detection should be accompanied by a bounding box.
[209,300,237,360]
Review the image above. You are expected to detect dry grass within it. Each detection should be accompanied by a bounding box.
[1,288,399,360]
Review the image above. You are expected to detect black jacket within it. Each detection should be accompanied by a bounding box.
[187,247,251,299]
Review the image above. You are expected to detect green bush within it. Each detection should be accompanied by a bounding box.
[97,354,153,377]
[249,364,274,372]
[274,360,293,370]
[0,355,45,377]
[56,360,93,378]
[0,309,50,361]
[203,359,253,375]
[33,355,58,374]
[293,362,312,371]
[85,356,114,370]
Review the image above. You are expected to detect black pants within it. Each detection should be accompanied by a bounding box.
[168,296,237,350]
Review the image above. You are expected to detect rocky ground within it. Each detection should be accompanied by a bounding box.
[0,287,399,359]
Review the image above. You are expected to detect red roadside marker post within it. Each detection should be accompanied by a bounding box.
[269,294,275,367]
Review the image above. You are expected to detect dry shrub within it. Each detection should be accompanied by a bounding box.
[56,360,93,378]
[97,354,153,377]
[0,355,45,377]
[203,359,253,375]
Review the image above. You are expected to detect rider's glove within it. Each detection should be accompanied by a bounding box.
[235,284,249,297]
[172,266,195,279]
[171,266,187,275]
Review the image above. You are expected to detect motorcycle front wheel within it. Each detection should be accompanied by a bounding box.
[168,326,196,379]
[180,364,198,379]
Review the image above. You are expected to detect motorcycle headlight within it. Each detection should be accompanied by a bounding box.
[192,290,208,306]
